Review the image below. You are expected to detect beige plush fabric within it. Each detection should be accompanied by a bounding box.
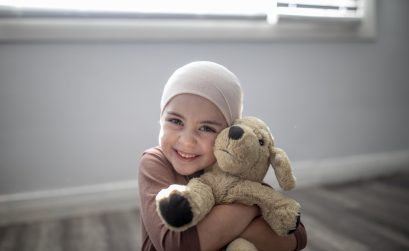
[160,61,243,126]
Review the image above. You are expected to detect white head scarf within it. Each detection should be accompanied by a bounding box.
[160,61,243,126]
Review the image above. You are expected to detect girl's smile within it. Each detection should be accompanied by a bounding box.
[176,150,199,160]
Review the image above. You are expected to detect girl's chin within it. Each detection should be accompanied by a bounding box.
[174,166,197,176]
[172,160,202,176]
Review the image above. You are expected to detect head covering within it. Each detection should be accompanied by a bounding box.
[160,61,243,126]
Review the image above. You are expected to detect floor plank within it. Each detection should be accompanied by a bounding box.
[63,215,109,251]
[102,210,140,251]
[0,224,21,251]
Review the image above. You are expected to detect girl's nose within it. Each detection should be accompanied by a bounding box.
[179,130,196,146]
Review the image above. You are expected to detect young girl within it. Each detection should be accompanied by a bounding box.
[138,61,307,251]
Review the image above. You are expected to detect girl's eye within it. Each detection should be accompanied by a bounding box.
[200,125,216,133]
[168,118,183,126]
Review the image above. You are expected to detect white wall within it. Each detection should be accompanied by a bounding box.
[0,1,408,195]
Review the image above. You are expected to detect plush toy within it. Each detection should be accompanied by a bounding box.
[156,116,301,250]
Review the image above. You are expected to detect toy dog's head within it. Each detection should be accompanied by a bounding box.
[214,116,296,190]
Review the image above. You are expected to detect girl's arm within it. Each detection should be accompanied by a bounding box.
[139,150,201,251]
[197,203,259,251]
[240,216,299,251]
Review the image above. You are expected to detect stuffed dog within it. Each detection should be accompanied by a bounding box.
[156,116,301,250]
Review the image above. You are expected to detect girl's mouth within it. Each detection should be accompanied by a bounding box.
[176,150,198,160]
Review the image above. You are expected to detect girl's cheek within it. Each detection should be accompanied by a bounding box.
[204,135,218,147]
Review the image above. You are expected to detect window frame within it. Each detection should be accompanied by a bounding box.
[0,0,376,43]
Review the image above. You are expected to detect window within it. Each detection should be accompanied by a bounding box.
[0,0,376,42]
[277,0,364,21]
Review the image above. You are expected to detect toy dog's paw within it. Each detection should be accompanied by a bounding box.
[158,192,193,227]
[288,214,301,234]
[264,198,301,236]
[156,185,193,229]
[277,199,301,236]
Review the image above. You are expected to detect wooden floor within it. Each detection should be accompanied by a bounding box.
[288,172,409,251]
[1,171,408,251]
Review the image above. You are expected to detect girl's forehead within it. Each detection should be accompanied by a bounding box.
[164,94,227,125]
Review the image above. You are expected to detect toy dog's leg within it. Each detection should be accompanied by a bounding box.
[226,238,258,251]
[227,181,300,236]
[156,178,215,231]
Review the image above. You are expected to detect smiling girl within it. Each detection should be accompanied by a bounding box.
[138,61,306,251]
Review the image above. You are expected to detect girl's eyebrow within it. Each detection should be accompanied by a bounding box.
[166,111,184,118]
[201,120,224,127]
[166,111,223,127]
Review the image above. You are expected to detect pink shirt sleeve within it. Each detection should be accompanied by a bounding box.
[138,147,201,251]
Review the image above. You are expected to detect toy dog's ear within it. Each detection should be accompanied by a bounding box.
[270,147,296,191]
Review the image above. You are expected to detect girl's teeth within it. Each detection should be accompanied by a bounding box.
[178,151,197,158]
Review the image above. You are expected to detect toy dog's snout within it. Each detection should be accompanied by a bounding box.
[228,126,244,140]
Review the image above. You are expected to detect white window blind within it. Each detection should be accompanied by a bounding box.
[0,0,375,42]
[277,0,363,21]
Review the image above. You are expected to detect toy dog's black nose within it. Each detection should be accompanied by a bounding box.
[228,126,244,140]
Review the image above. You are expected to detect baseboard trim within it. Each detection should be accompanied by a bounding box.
[1,149,409,226]
[266,149,409,189]
[0,180,139,226]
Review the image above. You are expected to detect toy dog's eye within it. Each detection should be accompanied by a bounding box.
[259,139,265,146]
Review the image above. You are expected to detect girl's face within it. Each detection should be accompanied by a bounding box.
[159,94,228,176]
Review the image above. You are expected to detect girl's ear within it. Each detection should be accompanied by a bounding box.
[270,146,296,190]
